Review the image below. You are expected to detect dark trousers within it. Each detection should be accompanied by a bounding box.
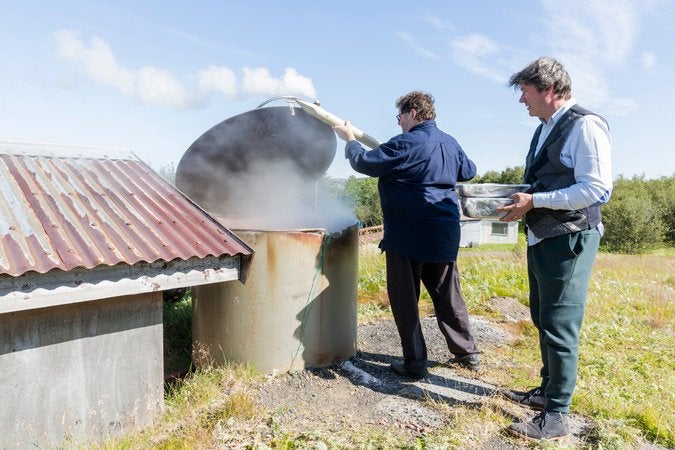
[527,228,600,413]
[386,252,479,373]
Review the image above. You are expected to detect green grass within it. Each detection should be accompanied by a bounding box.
[357,241,674,447]
[575,253,674,447]
[98,363,263,449]
[163,292,193,375]
[459,251,529,311]
[105,242,673,448]
[356,249,388,305]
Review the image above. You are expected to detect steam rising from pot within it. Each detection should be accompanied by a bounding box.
[175,104,356,232]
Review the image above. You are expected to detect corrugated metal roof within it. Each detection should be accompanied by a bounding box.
[0,140,252,277]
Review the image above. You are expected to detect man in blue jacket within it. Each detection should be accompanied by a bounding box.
[334,91,481,379]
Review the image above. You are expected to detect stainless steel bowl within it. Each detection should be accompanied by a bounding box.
[460,197,514,219]
[456,183,530,198]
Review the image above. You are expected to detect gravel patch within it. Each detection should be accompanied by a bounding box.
[244,302,665,449]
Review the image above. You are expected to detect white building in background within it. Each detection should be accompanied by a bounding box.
[459,217,519,247]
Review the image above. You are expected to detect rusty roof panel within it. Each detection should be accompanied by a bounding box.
[0,140,252,277]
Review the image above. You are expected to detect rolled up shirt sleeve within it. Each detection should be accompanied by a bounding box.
[533,116,613,210]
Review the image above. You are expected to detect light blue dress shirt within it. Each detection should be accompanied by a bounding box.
[528,99,613,246]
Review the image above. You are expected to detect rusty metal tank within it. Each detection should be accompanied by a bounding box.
[192,225,358,373]
[178,102,358,373]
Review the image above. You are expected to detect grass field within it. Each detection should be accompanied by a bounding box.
[107,239,673,449]
[358,238,675,448]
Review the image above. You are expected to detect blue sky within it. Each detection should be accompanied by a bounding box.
[1,0,673,180]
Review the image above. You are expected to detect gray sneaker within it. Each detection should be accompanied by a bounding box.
[503,387,546,410]
[507,411,570,440]
[447,353,480,371]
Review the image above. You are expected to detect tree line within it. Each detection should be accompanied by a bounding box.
[159,163,673,254]
[333,167,675,254]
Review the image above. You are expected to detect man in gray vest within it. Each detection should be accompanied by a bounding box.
[497,57,613,441]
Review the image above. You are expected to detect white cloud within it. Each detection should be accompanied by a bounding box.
[241,67,280,96]
[198,65,237,97]
[421,14,455,31]
[541,0,645,113]
[52,29,317,109]
[240,66,317,99]
[542,0,638,65]
[641,51,656,72]
[450,33,505,82]
[603,97,637,116]
[452,33,498,56]
[136,66,194,108]
[396,31,442,61]
[54,29,135,96]
[281,68,317,100]
[561,58,611,107]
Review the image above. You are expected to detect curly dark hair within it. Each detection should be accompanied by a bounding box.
[508,57,572,100]
[395,91,436,121]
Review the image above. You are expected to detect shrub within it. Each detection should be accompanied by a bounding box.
[341,176,382,227]
[601,176,668,253]
[471,165,525,184]
[164,290,193,373]
[648,175,675,243]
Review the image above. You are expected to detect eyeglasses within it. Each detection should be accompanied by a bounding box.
[396,111,407,122]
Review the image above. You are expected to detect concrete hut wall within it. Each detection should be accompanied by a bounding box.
[0,292,163,448]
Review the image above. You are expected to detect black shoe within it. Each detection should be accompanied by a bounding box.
[447,353,480,371]
[507,411,570,440]
[390,362,427,380]
[503,387,546,410]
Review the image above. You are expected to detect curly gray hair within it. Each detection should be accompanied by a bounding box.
[508,57,572,100]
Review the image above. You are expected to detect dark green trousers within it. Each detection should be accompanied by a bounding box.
[527,228,600,413]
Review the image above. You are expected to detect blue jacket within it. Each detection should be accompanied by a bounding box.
[345,120,476,262]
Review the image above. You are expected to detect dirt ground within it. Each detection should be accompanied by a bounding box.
[199,231,663,448]
[206,296,636,449]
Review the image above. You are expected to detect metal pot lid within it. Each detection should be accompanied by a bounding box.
[175,106,336,214]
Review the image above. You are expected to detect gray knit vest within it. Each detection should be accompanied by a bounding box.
[524,105,605,239]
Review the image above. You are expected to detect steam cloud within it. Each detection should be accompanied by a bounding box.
[53,29,318,109]
[174,104,355,233]
[198,159,356,233]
